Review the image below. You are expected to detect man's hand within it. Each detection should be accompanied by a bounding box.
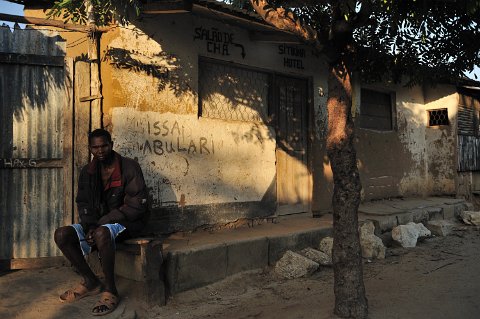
[86,227,97,246]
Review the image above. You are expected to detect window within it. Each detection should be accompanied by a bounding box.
[197,58,310,153]
[359,88,395,131]
[198,59,270,122]
[427,108,449,126]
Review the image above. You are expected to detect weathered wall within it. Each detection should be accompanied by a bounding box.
[353,82,458,201]
[112,110,276,207]
[354,83,427,200]
[424,85,458,195]
[311,79,460,216]
[97,14,325,232]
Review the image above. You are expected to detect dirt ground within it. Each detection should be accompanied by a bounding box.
[148,224,480,319]
[1,224,479,319]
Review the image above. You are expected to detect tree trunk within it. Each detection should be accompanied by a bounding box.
[326,61,368,319]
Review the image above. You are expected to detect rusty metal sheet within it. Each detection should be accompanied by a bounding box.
[0,169,64,259]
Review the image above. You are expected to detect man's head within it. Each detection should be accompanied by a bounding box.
[88,129,113,162]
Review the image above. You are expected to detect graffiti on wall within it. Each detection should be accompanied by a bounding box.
[140,119,215,156]
[113,109,277,207]
[0,158,37,168]
[278,44,305,69]
[194,26,246,59]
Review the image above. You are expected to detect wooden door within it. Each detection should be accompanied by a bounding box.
[273,75,311,215]
[0,28,73,267]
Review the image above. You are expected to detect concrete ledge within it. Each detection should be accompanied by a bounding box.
[161,198,471,299]
[426,207,443,220]
[226,237,268,276]
[165,243,228,295]
[164,227,333,296]
[359,198,470,233]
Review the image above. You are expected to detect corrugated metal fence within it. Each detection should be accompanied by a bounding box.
[0,26,73,263]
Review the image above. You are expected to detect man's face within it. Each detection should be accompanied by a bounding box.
[89,136,113,162]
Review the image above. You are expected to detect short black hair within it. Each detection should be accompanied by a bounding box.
[88,129,112,144]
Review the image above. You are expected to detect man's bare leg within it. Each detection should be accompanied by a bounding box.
[54,226,101,290]
[92,226,118,296]
[91,226,119,315]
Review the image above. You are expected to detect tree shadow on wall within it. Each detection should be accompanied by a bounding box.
[0,25,67,124]
[103,47,191,96]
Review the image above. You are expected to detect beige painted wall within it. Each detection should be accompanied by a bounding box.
[98,14,326,211]
[311,78,458,213]
[352,82,457,202]
[424,85,458,195]
[112,110,276,207]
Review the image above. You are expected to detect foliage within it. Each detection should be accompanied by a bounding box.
[46,0,142,26]
[354,1,480,84]
[246,0,480,85]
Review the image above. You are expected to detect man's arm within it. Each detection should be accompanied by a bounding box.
[76,166,99,230]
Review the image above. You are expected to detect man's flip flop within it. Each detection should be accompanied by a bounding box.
[59,283,102,303]
[92,291,119,316]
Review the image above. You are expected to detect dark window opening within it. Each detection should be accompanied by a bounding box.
[359,89,395,131]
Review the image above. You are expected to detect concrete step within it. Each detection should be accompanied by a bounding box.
[112,197,472,306]
[358,197,472,232]
[162,214,333,295]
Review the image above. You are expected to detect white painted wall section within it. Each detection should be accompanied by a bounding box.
[112,108,276,208]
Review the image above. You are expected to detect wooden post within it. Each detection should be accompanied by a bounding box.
[86,0,102,130]
[74,61,91,222]
[64,58,74,224]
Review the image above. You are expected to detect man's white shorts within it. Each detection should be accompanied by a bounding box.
[71,223,126,255]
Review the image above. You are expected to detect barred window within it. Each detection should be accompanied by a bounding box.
[427,108,449,126]
[359,89,395,131]
[198,59,270,122]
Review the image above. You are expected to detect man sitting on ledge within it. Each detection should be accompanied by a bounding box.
[54,128,149,316]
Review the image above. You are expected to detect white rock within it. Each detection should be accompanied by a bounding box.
[459,211,480,226]
[414,222,432,238]
[426,220,454,236]
[299,247,332,266]
[392,222,431,248]
[274,250,319,279]
[319,237,333,258]
[359,221,386,259]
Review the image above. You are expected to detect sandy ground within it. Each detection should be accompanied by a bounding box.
[1,224,479,319]
[150,224,480,319]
